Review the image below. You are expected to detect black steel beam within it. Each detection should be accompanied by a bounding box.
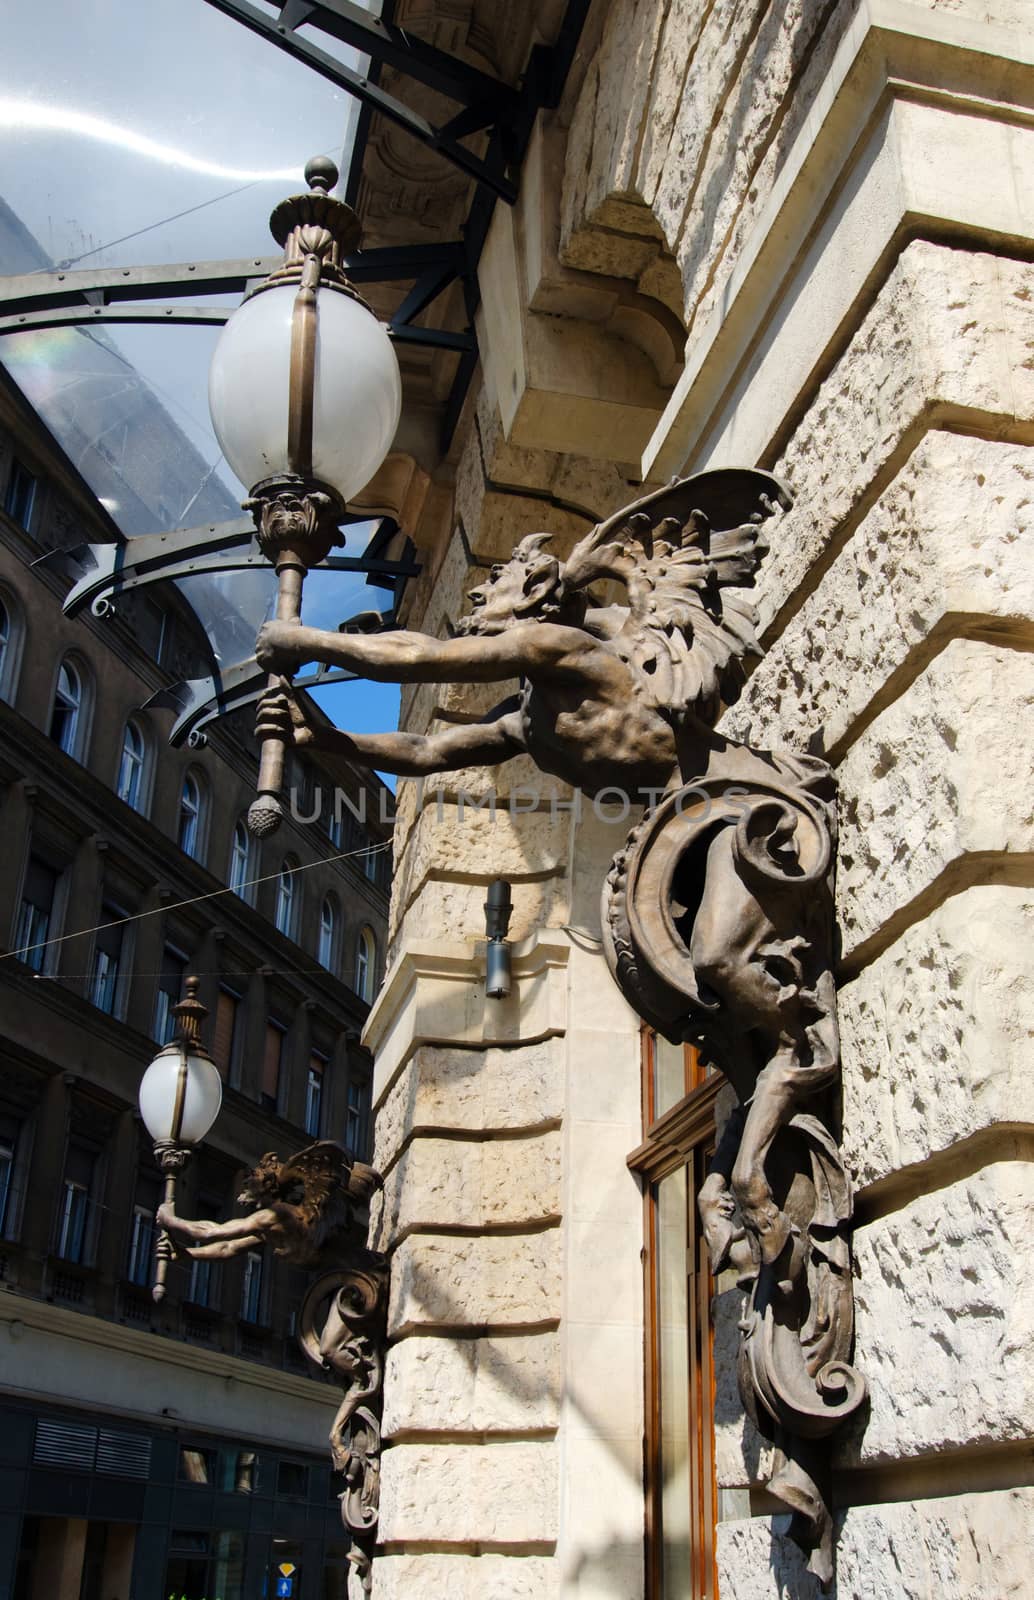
[201,0,517,201]
[0,301,474,352]
[0,243,468,322]
[274,0,518,114]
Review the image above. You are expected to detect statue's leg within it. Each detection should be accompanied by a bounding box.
[730,1043,801,1265]
[698,1103,745,1273]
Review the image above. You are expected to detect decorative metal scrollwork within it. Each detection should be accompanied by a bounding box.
[605,771,865,1583]
[298,1261,389,1595]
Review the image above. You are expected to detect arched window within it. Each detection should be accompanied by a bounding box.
[0,597,10,701]
[178,772,206,861]
[355,927,375,1003]
[0,590,25,706]
[50,660,84,758]
[275,858,298,939]
[318,896,338,970]
[116,720,148,812]
[228,819,253,900]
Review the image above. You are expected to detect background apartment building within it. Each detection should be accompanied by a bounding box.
[0,337,392,1599]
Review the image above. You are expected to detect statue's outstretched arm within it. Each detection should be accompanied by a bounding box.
[256,618,591,686]
[156,1202,278,1260]
[257,687,526,777]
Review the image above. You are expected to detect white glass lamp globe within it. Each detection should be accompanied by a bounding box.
[208,284,402,501]
[139,1045,223,1146]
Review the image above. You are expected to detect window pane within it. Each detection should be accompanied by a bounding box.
[0,1121,19,1235]
[654,1037,690,1120]
[262,1023,284,1110]
[127,1204,154,1286]
[90,908,125,1014]
[189,1254,212,1308]
[656,1166,692,1595]
[275,863,295,937]
[154,947,187,1042]
[212,988,240,1081]
[117,722,146,809]
[305,1060,324,1138]
[57,1180,90,1262]
[179,775,201,857]
[5,461,37,528]
[229,821,251,896]
[0,597,9,695]
[276,1461,308,1497]
[50,662,81,755]
[240,1250,263,1323]
[15,856,57,972]
[318,898,336,968]
[178,1447,216,1485]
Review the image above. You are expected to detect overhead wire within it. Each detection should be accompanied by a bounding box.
[1,837,394,969]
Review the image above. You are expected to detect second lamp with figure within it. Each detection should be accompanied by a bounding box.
[207,153,402,838]
[142,979,388,1595]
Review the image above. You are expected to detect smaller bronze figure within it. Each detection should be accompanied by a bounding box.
[159,1142,387,1593]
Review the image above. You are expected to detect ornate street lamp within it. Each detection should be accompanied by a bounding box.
[208,154,402,837]
[138,977,223,1302]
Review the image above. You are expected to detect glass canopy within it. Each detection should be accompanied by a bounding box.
[0,0,407,745]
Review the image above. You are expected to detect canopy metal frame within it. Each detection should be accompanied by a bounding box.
[0,0,592,742]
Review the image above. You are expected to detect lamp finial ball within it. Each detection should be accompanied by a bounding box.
[305,155,339,194]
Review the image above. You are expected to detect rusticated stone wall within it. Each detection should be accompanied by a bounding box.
[364,0,1034,1595]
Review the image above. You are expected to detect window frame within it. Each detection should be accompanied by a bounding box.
[178,769,207,862]
[4,458,39,531]
[354,926,375,1003]
[13,850,65,976]
[127,1202,156,1287]
[0,585,25,705]
[228,818,254,902]
[116,718,150,814]
[317,894,338,971]
[240,1248,265,1325]
[274,857,299,941]
[49,656,90,762]
[344,1077,369,1160]
[305,1052,327,1139]
[88,900,133,1019]
[629,1029,721,1600]
[154,944,189,1044]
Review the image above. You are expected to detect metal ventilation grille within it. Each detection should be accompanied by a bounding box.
[97,1429,152,1479]
[33,1419,97,1470]
[33,1420,153,1479]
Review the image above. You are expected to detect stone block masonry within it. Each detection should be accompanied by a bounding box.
[360,1,1034,1593]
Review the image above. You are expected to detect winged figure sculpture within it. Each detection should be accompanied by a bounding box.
[251,470,863,1586]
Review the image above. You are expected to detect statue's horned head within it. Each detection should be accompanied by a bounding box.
[458,533,582,635]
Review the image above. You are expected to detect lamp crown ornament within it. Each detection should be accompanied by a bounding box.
[168,973,210,1052]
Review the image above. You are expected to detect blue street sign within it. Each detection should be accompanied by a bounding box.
[276,1580,293,1598]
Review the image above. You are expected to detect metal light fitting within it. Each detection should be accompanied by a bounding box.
[484,879,513,999]
[138,977,222,1303]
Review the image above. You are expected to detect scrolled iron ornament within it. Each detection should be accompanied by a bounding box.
[299,1264,388,1593]
[605,772,863,1582]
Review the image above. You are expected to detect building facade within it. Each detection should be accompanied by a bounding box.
[0,365,393,1599]
[350,1,1034,1597]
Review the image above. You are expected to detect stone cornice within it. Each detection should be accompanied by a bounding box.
[641,0,1034,479]
[0,1287,331,1405]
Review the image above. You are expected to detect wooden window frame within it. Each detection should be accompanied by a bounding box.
[630,1028,721,1600]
